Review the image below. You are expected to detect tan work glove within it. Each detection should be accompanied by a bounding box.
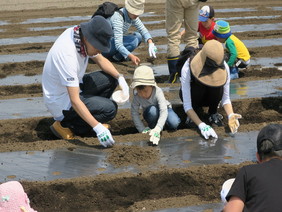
[228,113,242,134]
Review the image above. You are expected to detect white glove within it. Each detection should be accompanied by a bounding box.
[142,127,151,134]
[93,123,115,147]
[149,126,161,145]
[198,122,218,140]
[228,113,242,134]
[118,75,129,97]
[148,42,157,58]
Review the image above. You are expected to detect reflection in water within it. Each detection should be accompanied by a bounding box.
[0,131,257,182]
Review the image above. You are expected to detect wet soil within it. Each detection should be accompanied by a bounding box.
[0,0,282,211]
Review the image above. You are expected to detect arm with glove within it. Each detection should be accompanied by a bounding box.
[187,109,218,139]
[93,123,115,147]
[223,103,242,134]
[148,39,157,58]
[117,74,129,99]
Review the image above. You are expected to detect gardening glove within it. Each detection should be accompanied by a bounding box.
[93,123,115,147]
[228,113,242,134]
[118,75,129,97]
[198,122,218,140]
[149,126,161,145]
[148,42,157,58]
[142,127,151,134]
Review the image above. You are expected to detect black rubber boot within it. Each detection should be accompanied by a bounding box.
[166,57,180,83]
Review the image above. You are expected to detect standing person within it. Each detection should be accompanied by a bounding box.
[180,5,216,45]
[180,40,242,139]
[223,124,282,212]
[42,16,129,147]
[0,181,37,212]
[130,65,181,145]
[102,0,157,65]
[165,0,201,83]
[212,20,251,80]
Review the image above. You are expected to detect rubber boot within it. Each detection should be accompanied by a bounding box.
[166,57,180,83]
[230,66,239,80]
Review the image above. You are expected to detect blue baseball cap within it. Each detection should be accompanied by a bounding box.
[199,5,215,22]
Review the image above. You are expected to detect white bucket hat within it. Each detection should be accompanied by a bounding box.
[125,0,145,16]
[130,65,156,89]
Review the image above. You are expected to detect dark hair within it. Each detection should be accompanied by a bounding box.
[258,139,282,161]
[136,85,147,90]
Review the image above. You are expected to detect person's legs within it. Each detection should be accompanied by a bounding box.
[205,86,224,126]
[183,2,199,48]
[143,105,159,129]
[62,96,118,135]
[80,71,118,98]
[102,33,142,61]
[61,71,118,135]
[165,108,181,130]
[236,58,250,68]
[166,0,183,83]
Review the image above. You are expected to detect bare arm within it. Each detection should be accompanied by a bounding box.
[92,54,120,78]
[187,109,203,126]
[67,86,99,128]
[223,103,234,117]
[223,196,244,212]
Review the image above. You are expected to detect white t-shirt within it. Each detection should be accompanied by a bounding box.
[181,59,231,113]
[42,27,89,120]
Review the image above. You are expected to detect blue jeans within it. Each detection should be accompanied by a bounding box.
[143,105,181,131]
[61,71,118,135]
[102,32,142,61]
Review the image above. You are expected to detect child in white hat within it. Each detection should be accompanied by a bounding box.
[102,0,157,65]
[130,65,180,145]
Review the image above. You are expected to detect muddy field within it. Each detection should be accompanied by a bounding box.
[0,0,282,211]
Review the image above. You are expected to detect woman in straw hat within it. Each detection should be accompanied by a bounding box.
[179,40,242,139]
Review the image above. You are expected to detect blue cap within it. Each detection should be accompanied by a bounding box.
[198,5,215,22]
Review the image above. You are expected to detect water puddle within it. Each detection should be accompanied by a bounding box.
[28,25,74,32]
[19,11,158,25]
[1,30,280,46]
[268,7,282,11]
[0,130,257,182]
[150,27,282,39]
[0,78,281,120]
[21,16,91,24]
[0,52,47,63]
[0,21,9,26]
[216,8,257,13]
[0,35,58,46]
[218,15,281,21]
[0,74,42,86]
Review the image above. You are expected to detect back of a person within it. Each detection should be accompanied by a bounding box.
[227,34,250,61]
[244,158,282,212]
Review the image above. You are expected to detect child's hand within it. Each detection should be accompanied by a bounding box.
[142,127,151,134]
[149,126,161,145]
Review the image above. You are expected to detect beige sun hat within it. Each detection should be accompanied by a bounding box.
[125,0,145,16]
[190,40,227,87]
[130,65,156,89]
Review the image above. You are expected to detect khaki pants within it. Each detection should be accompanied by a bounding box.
[166,0,199,57]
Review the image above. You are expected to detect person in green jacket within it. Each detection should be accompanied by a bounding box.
[212,20,251,80]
